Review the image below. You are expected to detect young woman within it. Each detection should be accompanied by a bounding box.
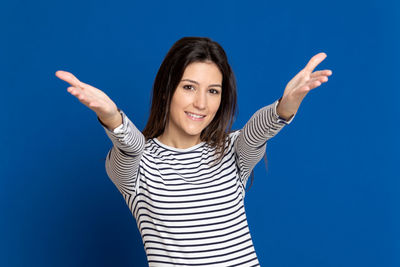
[56,37,332,267]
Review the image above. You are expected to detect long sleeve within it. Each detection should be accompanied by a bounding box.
[97,109,146,197]
[234,98,295,188]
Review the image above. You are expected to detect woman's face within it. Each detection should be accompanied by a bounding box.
[166,61,222,142]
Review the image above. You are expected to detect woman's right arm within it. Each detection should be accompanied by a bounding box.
[99,108,145,197]
[55,70,145,196]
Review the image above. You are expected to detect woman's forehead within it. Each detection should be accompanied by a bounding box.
[181,61,222,84]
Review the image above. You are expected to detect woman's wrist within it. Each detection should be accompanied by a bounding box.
[98,109,123,131]
[276,98,294,120]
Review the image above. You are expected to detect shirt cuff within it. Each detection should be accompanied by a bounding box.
[112,123,124,133]
[97,108,125,133]
[273,97,295,125]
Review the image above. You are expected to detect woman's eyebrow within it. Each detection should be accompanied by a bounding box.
[181,79,222,88]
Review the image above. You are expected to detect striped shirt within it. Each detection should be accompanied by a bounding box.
[98,99,294,266]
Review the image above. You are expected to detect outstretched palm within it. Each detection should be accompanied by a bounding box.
[55,70,119,121]
[277,52,332,119]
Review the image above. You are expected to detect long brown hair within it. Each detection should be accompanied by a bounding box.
[142,37,237,162]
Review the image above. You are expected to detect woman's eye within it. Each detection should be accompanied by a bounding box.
[209,89,220,94]
[183,85,194,90]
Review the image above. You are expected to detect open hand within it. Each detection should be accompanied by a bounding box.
[277,53,332,119]
[55,70,120,121]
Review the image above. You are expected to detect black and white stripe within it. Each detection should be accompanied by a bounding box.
[98,99,293,266]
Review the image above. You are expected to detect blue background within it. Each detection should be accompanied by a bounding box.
[1,0,399,266]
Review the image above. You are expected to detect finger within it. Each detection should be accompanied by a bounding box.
[310,69,332,78]
[306,76,328,86]
[311,75,329,83]
[68,86,88,102]
[67,86,83,99]
[304,53,327,73]
[306,78,327,90]
[67,86,75,94]
[310,80,322,90]
[55,70,83,88]
[297,78,326,93]
[67,86,81,96]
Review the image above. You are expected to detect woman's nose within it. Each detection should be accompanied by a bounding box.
[193,91,206,110]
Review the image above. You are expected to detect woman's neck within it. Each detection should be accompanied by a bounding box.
[157,129,202,149]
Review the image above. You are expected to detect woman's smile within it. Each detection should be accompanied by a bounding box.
[185,111,206,121]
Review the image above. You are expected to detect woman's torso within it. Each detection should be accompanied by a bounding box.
[129,132,260,267]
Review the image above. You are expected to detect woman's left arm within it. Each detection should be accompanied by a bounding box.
[235,52,332,188]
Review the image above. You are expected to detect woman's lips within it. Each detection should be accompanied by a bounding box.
[185,111,206,121]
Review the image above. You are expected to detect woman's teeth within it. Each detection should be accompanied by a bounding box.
[186,112,205,119]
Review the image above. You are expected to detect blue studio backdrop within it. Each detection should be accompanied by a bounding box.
[1,0,399,266]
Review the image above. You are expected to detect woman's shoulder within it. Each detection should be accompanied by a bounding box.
[228,129,241,141]
[220,130,241,151]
